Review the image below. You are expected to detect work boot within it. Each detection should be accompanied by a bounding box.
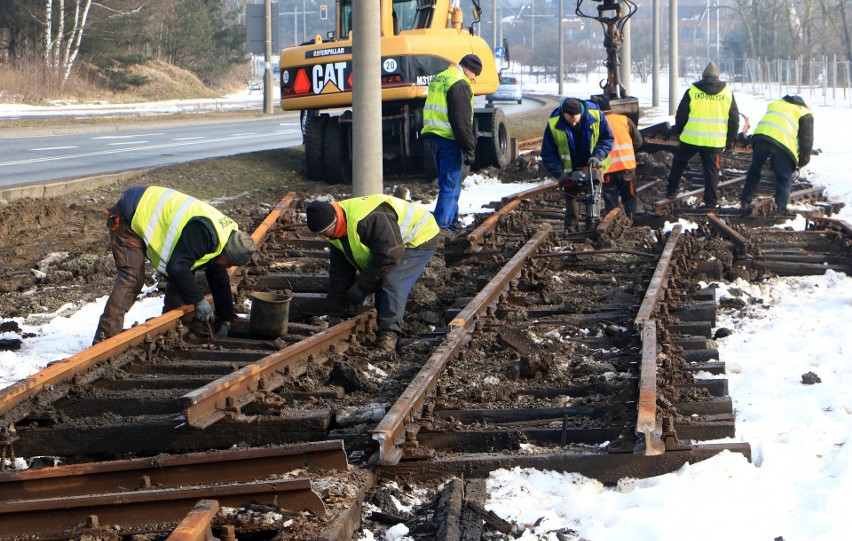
[376,331,398,353]
[739,201,753,217]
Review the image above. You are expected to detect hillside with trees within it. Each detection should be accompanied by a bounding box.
[0,0,249,102]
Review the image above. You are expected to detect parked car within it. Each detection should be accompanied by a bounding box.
[487,75,523,105]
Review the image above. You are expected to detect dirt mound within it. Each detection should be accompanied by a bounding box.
[124,60,220,101]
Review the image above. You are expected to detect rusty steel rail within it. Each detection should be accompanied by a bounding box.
[452,225,552,329]
[633,225,684,456]
[653,176,746,212]
[0,192,298,421]
[0,441,347,503]
[0,478,324,539]
[468,181,557,252]
[706,212,751,258]
[166,500,219,541]
[371,225,552,466]
[635,225,683,326]
[182,312,376,428]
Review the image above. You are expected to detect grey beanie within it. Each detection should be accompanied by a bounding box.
[223,230,257,266]
[703,62,720,80]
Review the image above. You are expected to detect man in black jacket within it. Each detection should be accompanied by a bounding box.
[666,62,739,208]
[740,95,814,215]
[306,196,440,352]
[93,186,257,344]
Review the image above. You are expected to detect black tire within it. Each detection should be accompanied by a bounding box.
[475,108,511,169]
[322,117,352,184]
[304,114,328,181]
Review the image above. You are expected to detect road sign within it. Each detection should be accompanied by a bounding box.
[495,47,505,59]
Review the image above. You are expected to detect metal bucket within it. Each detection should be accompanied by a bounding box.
[249,291,291,338]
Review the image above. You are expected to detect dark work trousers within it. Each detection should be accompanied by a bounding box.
[562,185,582,231]
[427,136,464,230]
[666,143,722,206]
[603,169,637,218]
[93,217,146,344]
[740,140,796,213]
[374,247,437,335]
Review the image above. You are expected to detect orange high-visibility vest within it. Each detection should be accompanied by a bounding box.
[604,114,637,173]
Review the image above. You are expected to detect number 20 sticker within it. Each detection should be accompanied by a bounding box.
[383,59,398,72]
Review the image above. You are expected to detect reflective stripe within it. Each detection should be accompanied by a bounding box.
[753,99,810,162]
[680,85,732,147]
[157,196,195,274]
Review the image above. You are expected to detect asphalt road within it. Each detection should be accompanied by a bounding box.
[0,96,538,188]
[0,114,304,187]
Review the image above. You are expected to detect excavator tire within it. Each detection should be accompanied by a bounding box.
[322,117,352,185]
[305,114,329,181]
[475,108,511,170]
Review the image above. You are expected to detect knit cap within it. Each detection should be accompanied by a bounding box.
[459,54,483,76]
[223,230,257,266]
[306,201,337,233]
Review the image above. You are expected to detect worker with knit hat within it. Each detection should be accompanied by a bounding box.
[665,61,740,208]
[305,196,440,353]
[94,186,257,344]
[596,97,643,219]
[540,96,614,232]
[422,54,483,235]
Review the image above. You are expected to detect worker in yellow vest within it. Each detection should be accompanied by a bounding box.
[598,98,643,219]
[421,54,482,234]
[305,196,440,353]
[540,97,614,232]
[740,96,814,215]
[94,186,257,344]
[665,62,739,208]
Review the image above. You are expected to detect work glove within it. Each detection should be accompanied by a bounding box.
[216,322,230,337]
[724,142,734,153]
[587,157,601,169]
[346,284,368,305]
[798,156,810,168]
[463,149,476,166]
[194,299,213,323]
[557,171,570,186]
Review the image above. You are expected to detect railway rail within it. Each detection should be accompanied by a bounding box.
[0,139,850,539]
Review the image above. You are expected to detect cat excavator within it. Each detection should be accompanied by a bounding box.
[279,0,512,184]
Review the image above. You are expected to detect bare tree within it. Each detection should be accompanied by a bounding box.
[42,0,92,82]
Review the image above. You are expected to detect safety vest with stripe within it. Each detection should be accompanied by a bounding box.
[680,85,733,148]
[548,108,605,173]
[329,195,439,271]
[130,187,238,275]
[753,99,811,163]
[421,65,473,140]
[603,113,637,173]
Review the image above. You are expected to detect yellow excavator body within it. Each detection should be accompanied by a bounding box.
[279,0,510,183]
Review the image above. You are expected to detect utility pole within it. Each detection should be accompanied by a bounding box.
[493,0,498,51]
[669,0,678,115]
[264,0,273,114]
[652,0,659,106]
[351,0,383,195]
[621,0,631,96]
[558,0,564,96]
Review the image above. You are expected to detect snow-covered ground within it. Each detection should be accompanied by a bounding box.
[2,69,852,541]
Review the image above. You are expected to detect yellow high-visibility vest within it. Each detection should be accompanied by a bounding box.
[680,85,733,148]
[421,66,473,140]
[328,195,439,270]
[130,187,237,275]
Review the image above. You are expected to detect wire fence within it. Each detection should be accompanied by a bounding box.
[684,56,852,108]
